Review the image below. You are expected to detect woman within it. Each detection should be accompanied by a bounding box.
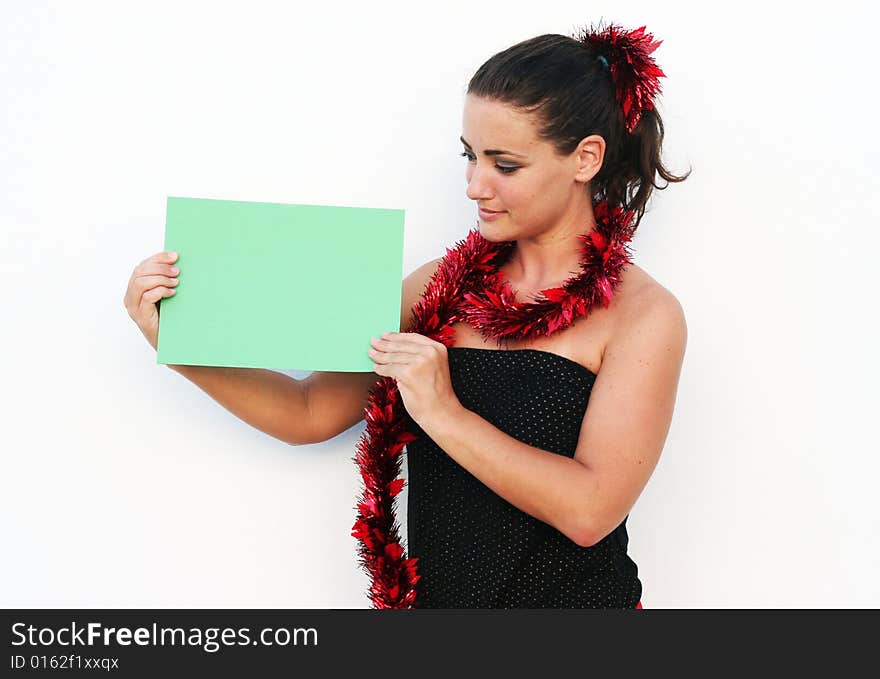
[124,23,689,609]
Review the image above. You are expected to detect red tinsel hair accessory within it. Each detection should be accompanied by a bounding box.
[574,21,666,133]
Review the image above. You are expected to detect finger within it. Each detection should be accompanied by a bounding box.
[132,251,179,279]
[143,250,178,266]
[372,361,393,377]
[376,338,447,368]
[368,348,415,365]
[137,275,179,292]
[381,331,437,346]
[373,366,400,386]
[370,336,424,355]
[381,332,446,355]
[141,286,176,305]
[126,273,178,313]
[134,261,180,278]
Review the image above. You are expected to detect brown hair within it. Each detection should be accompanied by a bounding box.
[466,29,691,230]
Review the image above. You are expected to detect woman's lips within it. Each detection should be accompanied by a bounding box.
[479,208,506,221]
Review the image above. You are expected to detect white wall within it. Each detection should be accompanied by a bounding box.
[2,0,877,608]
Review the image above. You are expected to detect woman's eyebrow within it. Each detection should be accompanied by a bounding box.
[460,136,527,159]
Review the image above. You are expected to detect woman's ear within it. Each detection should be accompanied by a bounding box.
[573,134,606,184]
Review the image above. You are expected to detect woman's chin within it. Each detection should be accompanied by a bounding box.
[478,222,511,242]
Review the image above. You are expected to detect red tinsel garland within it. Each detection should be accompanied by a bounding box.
[351,200,636,608]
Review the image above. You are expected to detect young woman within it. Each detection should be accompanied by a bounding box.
[124,23,689,609]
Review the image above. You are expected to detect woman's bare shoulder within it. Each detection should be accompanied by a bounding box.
[612,263,687,347]
[399,257,444,331]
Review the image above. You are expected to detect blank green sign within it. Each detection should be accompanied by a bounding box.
[156,196,404,372]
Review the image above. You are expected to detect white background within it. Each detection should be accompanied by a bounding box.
[2,0,877,608]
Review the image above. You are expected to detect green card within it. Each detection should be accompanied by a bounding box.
[156,196,404,372]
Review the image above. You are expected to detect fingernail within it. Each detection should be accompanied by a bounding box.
[171,267,179,274]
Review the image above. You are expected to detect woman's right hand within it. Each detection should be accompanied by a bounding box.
[123,251,180,351]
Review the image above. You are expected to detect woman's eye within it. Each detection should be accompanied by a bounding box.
[459,151,518,174]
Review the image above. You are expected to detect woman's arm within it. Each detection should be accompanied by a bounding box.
[169,257,444,446]
[415,286,687,546]
[167,364,377,446]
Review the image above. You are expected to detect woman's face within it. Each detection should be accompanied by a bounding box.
[461,94,603,242]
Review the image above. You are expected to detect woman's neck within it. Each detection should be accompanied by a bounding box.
[505,206,597,288]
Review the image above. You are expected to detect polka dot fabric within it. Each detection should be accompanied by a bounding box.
[406,347,642,609]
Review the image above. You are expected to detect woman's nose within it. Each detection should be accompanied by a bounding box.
[466,166,491,201]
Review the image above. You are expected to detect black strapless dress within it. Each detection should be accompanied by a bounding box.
[405,346,642,609]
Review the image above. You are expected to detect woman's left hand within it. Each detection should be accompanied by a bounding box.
[369,331,461,427]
